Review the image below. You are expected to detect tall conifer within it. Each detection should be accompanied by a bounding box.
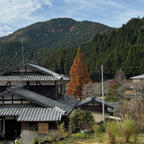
[67,48,92,99]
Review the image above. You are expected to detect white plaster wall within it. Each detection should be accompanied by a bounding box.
[91,112,109,123]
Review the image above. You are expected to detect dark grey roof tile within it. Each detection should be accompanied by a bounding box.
[0,75,58,81]
[26,63,69,81]
[77,97,115,109]
[7,87,78,115]
[0,105,64,121]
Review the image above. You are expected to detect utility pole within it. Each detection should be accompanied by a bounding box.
[101,65,105,123]
[22,41,24,65]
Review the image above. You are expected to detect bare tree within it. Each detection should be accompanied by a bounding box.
[82,82,95,99]
[114,68,127,81]
[121,99,144,130]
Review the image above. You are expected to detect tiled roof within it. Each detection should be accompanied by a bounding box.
[77,97,115,109]
[10,87,61,108]
[0,75,58,81]
[130,74,144,79]
[57,96,79,114]
[0,105,64,121]
[18,107,64,121]
[26,63,70,81]
[7,87,78,115]
[0,62,70,81]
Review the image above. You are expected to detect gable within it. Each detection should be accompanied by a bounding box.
[0,63,65,86]
[1,64,47,76]
[78,98,114,109]
[0,62,69,81]
[82,101,101,107]
[0,91,31,105]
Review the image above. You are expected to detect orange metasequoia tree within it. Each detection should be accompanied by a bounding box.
[67,47,92,100]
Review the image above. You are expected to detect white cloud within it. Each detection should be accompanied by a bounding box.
[0,0,52,37]
[112,9,144,27]
[63,0,144,27]
[41,0,53,6]
[64,0,124,11]
[0,0,144,36]
[0,25,13,36]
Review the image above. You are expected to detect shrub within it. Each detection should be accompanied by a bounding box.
[105,81,120,102]
[32,137,40,144]
[57,122,68,138]
[69,109,94,133]
[71,132,88,139]
[121,119,138,142]
[93,124,105,142]
[121,99,144,130]
[106,121,118,143]
[93,123,105,135]
[68,121,73,135]
[14,140,21,144]
[0,142,9,144]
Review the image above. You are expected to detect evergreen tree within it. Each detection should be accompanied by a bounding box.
[67,48,92,100]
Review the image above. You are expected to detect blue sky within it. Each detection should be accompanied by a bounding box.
[0,0,144,37]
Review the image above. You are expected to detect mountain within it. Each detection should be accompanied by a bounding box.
[41,17,144,80]
[0,18,113,70]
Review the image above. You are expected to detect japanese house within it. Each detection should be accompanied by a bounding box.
[77,97,117,123]
[0,62,78,141]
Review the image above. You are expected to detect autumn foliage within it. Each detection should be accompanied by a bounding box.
[67,48,92,99]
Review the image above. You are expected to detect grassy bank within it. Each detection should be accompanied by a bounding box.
[50,132,144,144]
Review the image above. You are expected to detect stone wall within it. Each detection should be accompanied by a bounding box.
[20,130,58,144]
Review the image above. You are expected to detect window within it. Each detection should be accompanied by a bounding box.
[29,122,38,131]
[49,122,57,130]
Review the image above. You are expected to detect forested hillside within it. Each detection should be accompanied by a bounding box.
[1,17,144,81]
[40,18,144,80]
[0,18,112,70]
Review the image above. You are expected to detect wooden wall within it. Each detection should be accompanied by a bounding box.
[22,122,29,130]
[38,123,49,134]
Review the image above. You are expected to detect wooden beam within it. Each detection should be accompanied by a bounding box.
[55,81,58,99]
[36,81,41,86]
[12,95,13,104]
[60,77,63,97]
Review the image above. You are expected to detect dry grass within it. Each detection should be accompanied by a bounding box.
[51,132,144,144]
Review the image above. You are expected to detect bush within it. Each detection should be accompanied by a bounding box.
[105,80,120,102]
[14,140,21,144]
[32,137,40,144]
[93,124,105,142]
[69,109,94,133]
[57,122,68,138]
[121,119,138,142]
[121,99,144,130]
[71,133,88,139]
[106,121,118,143]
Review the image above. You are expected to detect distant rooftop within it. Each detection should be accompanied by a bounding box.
[130,74,144,79]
